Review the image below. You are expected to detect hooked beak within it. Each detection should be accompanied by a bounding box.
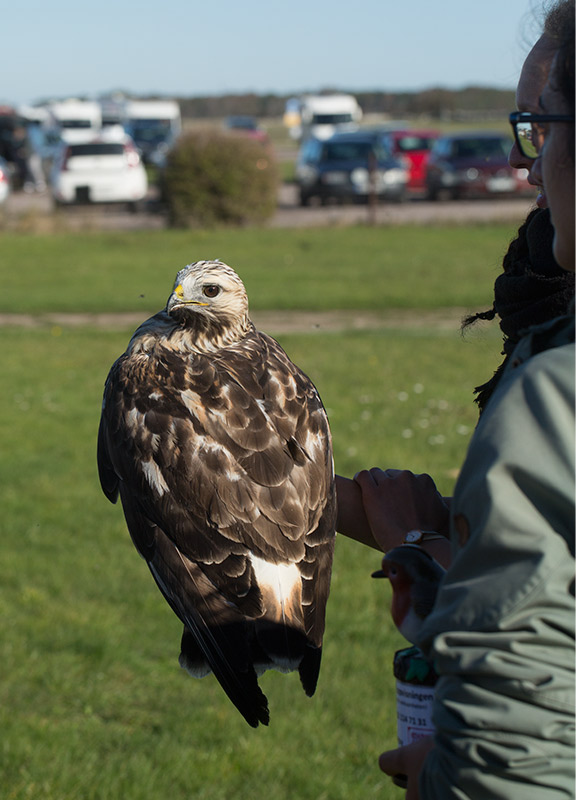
[172,284,209,307]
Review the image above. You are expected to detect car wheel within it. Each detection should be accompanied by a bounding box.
[390,189,406,204]
[299,190,310,207]
[127,200,145,214]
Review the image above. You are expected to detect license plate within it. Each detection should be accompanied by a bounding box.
[323,172,347,185]
[486,176,515,192]
[95,185,119,198]
[75,186,90,202]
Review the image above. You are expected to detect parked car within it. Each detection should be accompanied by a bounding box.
[295,131,408,206]
[382,129,439,190]
[50,133,148,211]
[425,131,530,200]
[224,115,269,145]
[123,100,181,167]
[0,155,11,204]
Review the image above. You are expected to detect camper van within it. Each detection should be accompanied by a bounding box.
[46,100,102,145]
[123,100,181,166]
[285,94,362,141]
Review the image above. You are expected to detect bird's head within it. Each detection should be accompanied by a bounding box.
[372,545,444,590]
[166,260,252,348]
[372,545,445,642]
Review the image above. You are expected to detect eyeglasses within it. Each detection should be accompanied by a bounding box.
[509,111,575,160]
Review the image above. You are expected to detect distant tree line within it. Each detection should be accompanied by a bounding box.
[171,87,516,121]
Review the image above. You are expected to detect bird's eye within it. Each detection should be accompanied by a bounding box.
[203,285,220,298]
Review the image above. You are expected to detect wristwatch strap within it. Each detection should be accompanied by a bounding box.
[403,529,446,545]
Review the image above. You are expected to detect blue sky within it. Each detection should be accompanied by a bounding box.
[5,0,542,106]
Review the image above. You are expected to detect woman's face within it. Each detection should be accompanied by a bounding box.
[509,35,556,207]
[531,64,575,271]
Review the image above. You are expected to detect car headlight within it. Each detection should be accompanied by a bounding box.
[351,167,369,186]
[382,168,406,185]
[297,165,318,184]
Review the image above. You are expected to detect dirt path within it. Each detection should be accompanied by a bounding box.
[0,307,471,334]
[3,184,533,232]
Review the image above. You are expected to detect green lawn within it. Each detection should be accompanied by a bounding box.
[1,224,507,799]
[0,223,520,314]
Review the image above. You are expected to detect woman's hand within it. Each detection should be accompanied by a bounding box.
[379,736,434,800]
[353,468,450,553]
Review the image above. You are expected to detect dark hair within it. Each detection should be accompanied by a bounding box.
[463,208,575,412]
[545,0,575,111]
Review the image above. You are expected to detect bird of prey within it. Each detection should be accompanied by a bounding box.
[97,260,336,727]
[372,545,445,644]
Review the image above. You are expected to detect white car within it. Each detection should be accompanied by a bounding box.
[50,134,148,211]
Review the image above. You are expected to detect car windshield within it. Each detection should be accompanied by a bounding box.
[322,141,387,161]
[129,119,172,144]
[395,136,436,152]
[311,113,354,125]
[68,143,125,157]
[60,120,95,129]
[452,138,509,158]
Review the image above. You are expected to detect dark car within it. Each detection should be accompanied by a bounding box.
[224,115,269,145]
[382,129,440,190]
[425,131,530,200]
[295,131,408,206]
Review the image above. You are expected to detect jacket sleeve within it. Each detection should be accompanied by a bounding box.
[417,343,575,799]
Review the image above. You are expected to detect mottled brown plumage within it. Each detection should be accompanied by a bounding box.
[97,260,336,727]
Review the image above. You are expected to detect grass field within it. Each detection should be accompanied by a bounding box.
[0,224,518,314]
[1,223,510,799]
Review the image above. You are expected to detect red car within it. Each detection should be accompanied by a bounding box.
[383,129,440,190]
[224,116,269,145]
[425,131,531,200]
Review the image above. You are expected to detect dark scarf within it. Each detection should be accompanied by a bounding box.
[465,207,575,413]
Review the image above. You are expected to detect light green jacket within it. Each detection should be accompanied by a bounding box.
[418,315,575,799]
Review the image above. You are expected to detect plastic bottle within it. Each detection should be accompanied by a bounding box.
[391,645,438,789]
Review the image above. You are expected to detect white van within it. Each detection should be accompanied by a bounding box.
[46,100,102,145]
[286,94,362,141]
[123,100,181,166]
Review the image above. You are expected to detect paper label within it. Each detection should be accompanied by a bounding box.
[396,679,435,746]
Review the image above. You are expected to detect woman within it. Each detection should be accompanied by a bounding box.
[335,0,575,568]
[379,4,575,797]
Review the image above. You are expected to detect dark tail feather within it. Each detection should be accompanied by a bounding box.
[255,622,307,664]
[298,644,322,697]
[180,626,270,728]
[146,538,269,727]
